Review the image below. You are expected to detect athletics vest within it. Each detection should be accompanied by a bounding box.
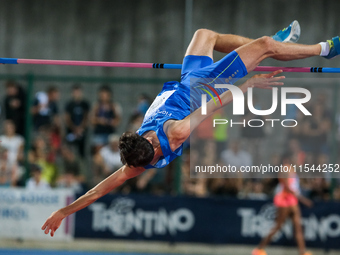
[136,81,190,169]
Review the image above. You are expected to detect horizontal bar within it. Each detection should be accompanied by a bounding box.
[0,58,18,64]
[18,59,154,68]
[254,66,311,73]
[1,57,340,73]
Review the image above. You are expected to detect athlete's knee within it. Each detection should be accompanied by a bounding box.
[194,28,214,36]
[194,29,218,41]
[257,36,276,54]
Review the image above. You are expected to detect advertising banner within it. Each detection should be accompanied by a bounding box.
[75,194,340,249]
[0,188,74,241]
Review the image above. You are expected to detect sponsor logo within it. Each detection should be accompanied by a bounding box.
[238,203,340,241]
[89,197,195,237]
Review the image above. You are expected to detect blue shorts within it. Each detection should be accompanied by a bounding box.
[180,51,248,111]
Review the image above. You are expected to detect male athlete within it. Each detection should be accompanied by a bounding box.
[42,21,340,236]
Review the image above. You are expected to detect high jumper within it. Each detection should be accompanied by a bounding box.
[42,21,340,244]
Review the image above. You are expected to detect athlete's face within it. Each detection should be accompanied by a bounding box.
[145,135,161,165]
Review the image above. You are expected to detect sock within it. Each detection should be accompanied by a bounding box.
[319,42,330,56]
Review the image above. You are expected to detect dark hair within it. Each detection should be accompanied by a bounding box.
[119,132,154,167]
[30,164,42,173]
[72,83,82,90]
[99,84,112,94]
[5,80,17,88]
[47,86,58,94]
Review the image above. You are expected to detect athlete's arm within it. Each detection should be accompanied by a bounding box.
[298,195,313,207]
[279,178,313,207]
[168,70,284,145]
[41,165,145,237]
[165,82,251,145]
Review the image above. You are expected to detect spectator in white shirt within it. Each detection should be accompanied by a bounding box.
[99,134,121,174]
[92,134,122,185]
[0,147,17,187]
[26,164,51,190]
[221,140,253,170]
[0,120,24,165]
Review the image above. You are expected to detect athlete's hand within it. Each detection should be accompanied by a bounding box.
[136,177,148,190]
[299,196,314,208]
[248,70,285,89]
[41,210,66,237]
[304,199,313,208]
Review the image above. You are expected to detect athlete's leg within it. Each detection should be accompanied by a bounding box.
[291,205,307,255]
[257,207,290,249]
[185,29,253,58]
[185,30,320,73]
[185,20,300,60]
[235,36,321,72]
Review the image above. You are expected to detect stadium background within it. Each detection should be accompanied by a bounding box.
[1,0,340,254]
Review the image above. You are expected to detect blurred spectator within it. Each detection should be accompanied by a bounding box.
[57,145,84,193]
[221,140,252,170]
[260,154,281,194]
[208,178,242,197]
[93,134,122,178]
[29,136,58,186]
[237,180,253,199]
[301,104,331,155]
[315,93,332,118]
[286,139,306,165]
[4,80,26,136]
[183,178,207,197]
[39,124,62,162]
[135,168,167,195]
[286,92,303,120]
[0,147,17,187]
[309,178,331,201]
[92,134,137,192]
[212,109,229,161]
[64,84,90,158]
[240,96,265,165]
[32,86,60,131]
[181,149,208,197]
[91,85,121,150]
[193,116,214,159]
[334,186,340,200]
[246,181,268,200]
[270,154,281,167]
[287,111,305,142]
[201,140,217,166]
[0,120,24,165]
[318,154,332,180]
[126,113,144,133]
[208,178,226,196]
[299,178,313,198]
[135,93,151,116]
[26,164,51,190]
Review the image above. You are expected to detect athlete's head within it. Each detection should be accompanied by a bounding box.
[119,132,155,167]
